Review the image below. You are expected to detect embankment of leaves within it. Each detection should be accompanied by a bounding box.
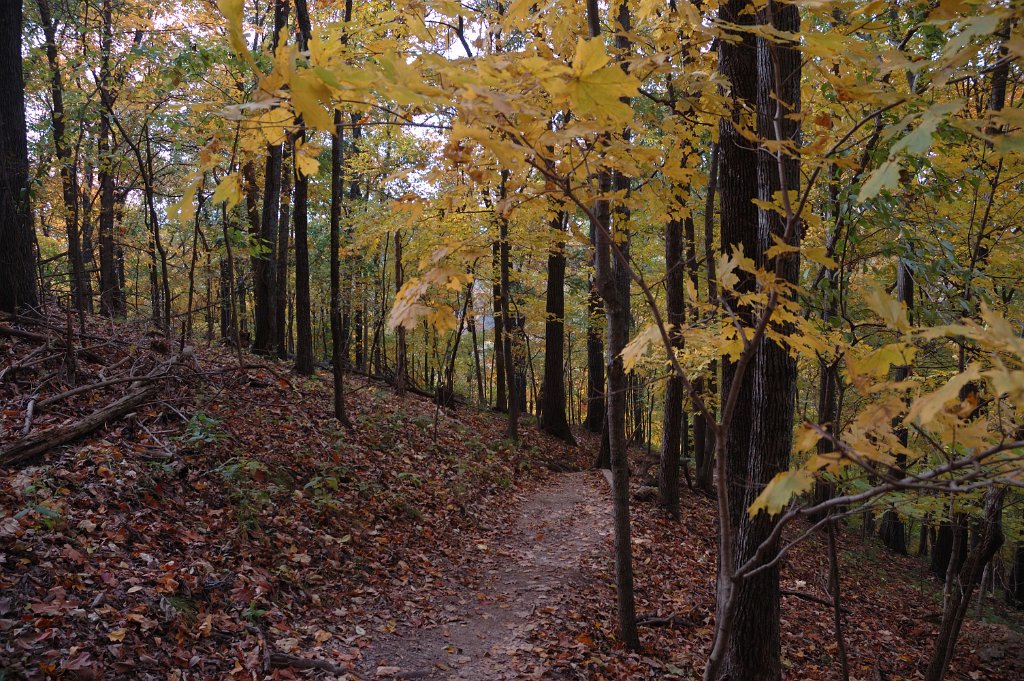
[528,474,1024,680]
[1,309,583,679]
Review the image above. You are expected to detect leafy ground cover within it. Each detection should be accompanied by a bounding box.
[2,313,1022,680]
[0,313,580,679]
[527,468,1024,680]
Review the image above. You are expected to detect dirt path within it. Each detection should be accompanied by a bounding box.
[358,471,609,680]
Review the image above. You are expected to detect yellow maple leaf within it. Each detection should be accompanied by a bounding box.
[291,71,334,132]
[567,38,639,123]
[211,173,242,210]
[748,470,815,517]
[217,0,256,69]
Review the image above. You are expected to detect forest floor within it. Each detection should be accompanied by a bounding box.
[2,309,1023,680]
[356,471,608,680]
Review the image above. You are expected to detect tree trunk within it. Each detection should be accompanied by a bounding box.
[585,0,639,650]
[292,0,314,375]
[252,0,289,354]
[0,0,38,314]
[881,257,914,554]
[37,0,87,312]
[694,143,719,494]
[492,240,507,411]
[498,174,518,440]
[276,138,292,358]
[584,231,606,432]
[469,300,484,403]
[143,123,171,330]
[1007,542,1024,608]
[716,2,801,679]
[395,229,407,393]
[330,104,352,425]
[97,0,124,317]
[925,488,1005,681]
[80,161,96,311]
[659,205,685,516]
[540,210,574,443]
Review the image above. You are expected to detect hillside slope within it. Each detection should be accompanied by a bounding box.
[2,311,1021,680]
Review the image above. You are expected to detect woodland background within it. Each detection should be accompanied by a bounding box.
[2,0,1024,679]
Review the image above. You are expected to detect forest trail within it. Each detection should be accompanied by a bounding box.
[359,471,609,680]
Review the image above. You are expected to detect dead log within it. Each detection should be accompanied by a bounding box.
[0,383,159,467]
[269,651,348,674]
[1,350,191,468]
[0,325,106,364]
[636,612,698,628]
[37,373,170,410]
[781,589,851,614]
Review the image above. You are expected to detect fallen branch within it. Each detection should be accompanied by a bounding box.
[0,325,106,365]
[781,589,851,614]
[636,613,698,628]
[1,350,192,468]
[269,651,349,675]
[36,374,162,410]
[21,398,36,436]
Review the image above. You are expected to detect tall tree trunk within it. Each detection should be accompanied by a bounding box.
[492,240,507,411]
[584,214,607,432]
[80,160,96,310]
[540,210,574,443]
[276,138,292,358]
[585,0,639,650]
[37,0,87,312]
[97,0,124,317]
[659,204,685,516]
[142,123,171,330]
[498,173,518,439]
[292,0,314,375]
[1007,542,1024,608]
[220,258,234,340]
[330,105,351,423]
[712,0,761,665]
[395,229,407,393]
[252,0,289,354]
[881,257,914,554]
[925,488,1005,681]
[695,144,719,494]
[469,304,484,403]
[714,2,801,679]
[0,0,36,313]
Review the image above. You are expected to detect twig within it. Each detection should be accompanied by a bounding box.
[636,612,697,628]
[36,373,168,410]
[0,325,106,365]
[781,589,850,614]
[21,398,37,436]
[268,651,348,674]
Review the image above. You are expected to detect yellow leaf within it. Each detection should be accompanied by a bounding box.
[217,0,256,68]
[864,287,911,332]
[905,365,981,427]
[211,173,242,210]
[292,70,335,132]
[716,246,752,291]
[108,628,127,642]
[567,38,639,123]
[748,470,815,517]
[846,343,916,380]
[764,234,799,261]
[794,423,822,453]
[804,247,837,269]
[621,324,661,374]
[295,143,320,179]
[256,107,293,146]
[167,178,200,225]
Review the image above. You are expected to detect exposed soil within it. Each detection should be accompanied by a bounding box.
[358,471,608,680]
